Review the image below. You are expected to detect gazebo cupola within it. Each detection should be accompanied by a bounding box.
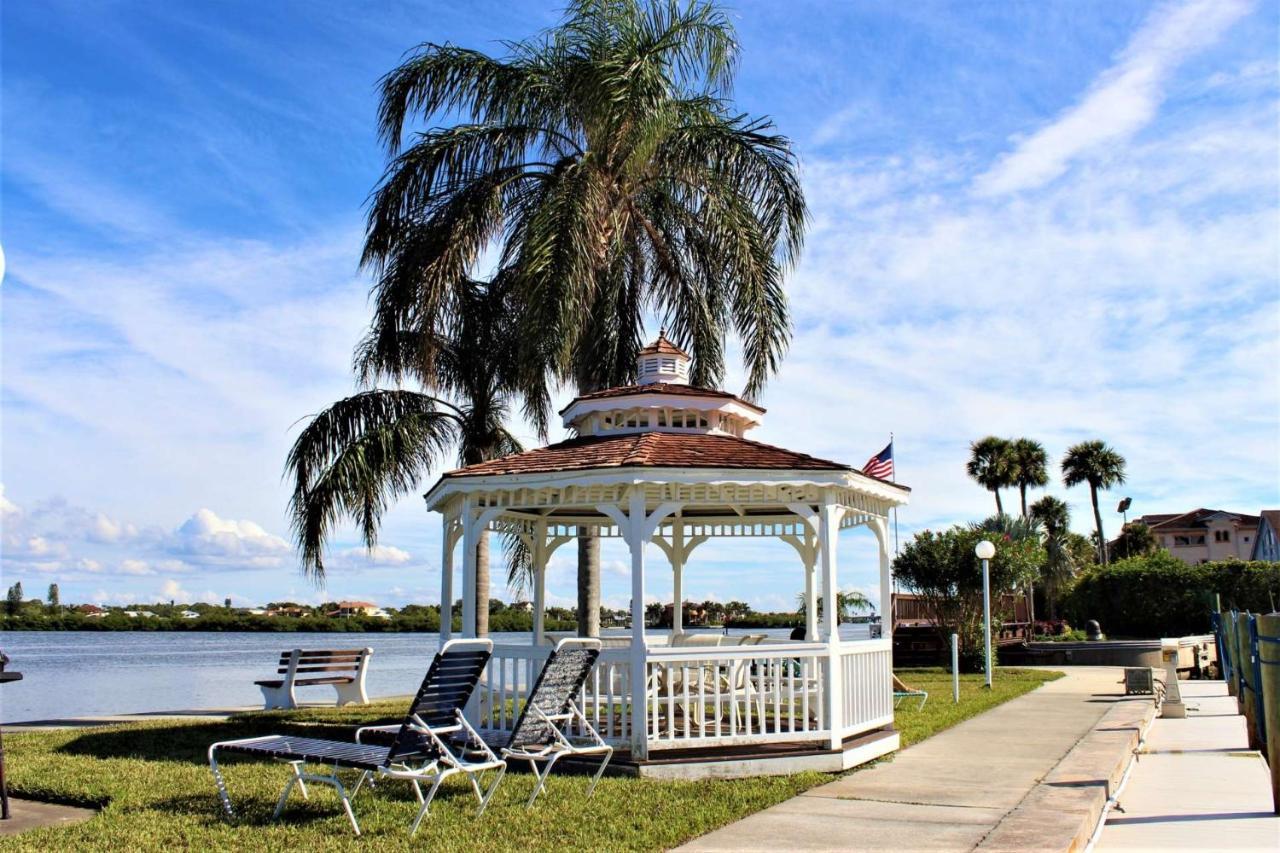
[560,331,766,439]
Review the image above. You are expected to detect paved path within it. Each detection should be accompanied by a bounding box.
[1095,680,1278,852]
[679,667,1146,852]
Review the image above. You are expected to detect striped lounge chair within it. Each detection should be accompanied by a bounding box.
[359,637,612,808]
[208,638,503,836]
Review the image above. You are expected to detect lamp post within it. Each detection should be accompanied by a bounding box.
[975,540,996,689]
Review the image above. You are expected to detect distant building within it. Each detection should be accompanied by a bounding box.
[77,604,107,617]
[265,606,309,618]
[180,610,200,619]
[1251,511,1280,562]
[508,601,534,613]
[123,610,157,618]
[327,601,389,618]
[1135,509,1265,564]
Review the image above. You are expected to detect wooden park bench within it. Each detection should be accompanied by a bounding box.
[255,648,373,710]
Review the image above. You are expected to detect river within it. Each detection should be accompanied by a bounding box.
[0,625,871,723]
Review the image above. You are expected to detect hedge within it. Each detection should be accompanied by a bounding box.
[1062,552,1280,638]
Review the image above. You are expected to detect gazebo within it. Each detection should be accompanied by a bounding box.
[424,334,910,777]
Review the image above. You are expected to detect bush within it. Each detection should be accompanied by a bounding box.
[1062,553,1280,637]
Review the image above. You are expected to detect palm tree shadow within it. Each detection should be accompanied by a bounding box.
[55,719,358,763]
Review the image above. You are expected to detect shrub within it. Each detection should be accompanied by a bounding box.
[1062,553,1280,637]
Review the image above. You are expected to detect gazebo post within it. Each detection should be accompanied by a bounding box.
[804,532,818,640]
[819,495,846,749]
[627,490,648,759]
[461,499,477,638]
[672,517,684,637]
[532,518,547,646]
[871,518,893,640]
[439,512,455,644]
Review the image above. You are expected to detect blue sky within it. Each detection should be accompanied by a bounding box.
[2,0,1277,614]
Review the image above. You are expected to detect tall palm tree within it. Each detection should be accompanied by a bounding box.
[1029,495,1070,537]
[286,275,549,636]
[365,0,804,636]
[967,436,1014,516]
[1061,440,1126,564]
[1009,438,1049,518]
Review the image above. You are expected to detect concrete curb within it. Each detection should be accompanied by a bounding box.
[976,696,1156,852]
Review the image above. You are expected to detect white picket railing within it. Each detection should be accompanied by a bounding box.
[644,642,830,750]
[837,639,894,739]
[477,639,892,751]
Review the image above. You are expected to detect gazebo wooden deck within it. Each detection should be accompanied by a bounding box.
[425,334,910,778]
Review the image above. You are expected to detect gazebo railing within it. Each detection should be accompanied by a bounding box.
[478,640,892,751]
[644,643,829,749]
[837,639,894,739]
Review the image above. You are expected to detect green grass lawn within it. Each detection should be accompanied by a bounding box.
[0,668,1060,852]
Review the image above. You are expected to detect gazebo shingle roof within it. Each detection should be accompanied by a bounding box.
[441,432,882,479]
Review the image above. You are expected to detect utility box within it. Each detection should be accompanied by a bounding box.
[1124,667,1155,695]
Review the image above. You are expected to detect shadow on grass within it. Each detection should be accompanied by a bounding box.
[54,718,368,763]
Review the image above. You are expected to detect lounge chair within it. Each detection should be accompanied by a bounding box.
[892,673,928,710]
[208,638,503,836]
[358,637,612,808]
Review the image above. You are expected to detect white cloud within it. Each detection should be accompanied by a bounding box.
[174,508,290,559]
[334,544,413,567]
[974,0,1253,196]
[0,485,20,519]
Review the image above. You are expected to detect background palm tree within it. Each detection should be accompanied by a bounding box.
[796,589,873,626]
[286,276,549,636]
[365,0,804,636]
[1009,438,1049,518]
[1061,440,1126,564]
[1029,495,1069,537]
[967,436,1014,515]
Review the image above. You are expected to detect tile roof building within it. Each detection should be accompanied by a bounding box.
[1132,508,1274,564]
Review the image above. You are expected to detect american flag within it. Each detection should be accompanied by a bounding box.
[862,441,894,480]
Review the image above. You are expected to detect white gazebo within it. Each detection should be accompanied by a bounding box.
[424,334,910,777]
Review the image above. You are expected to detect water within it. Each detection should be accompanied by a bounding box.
[0,625,870,723]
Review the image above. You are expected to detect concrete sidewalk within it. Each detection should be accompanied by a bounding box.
[679,667,1149,852]
[1095,680,1278,851]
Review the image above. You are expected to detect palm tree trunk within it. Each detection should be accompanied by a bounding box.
[1019,483,1028,518]
[993,488,1003,516]
[475,531,490,637]
[577,532,600,637]
[1090,486,1107,564]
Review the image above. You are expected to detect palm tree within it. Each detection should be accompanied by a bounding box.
[365,1,804,636]
[286,275,549,636]
[1009,438,1049,518]
[967,436,1014,515]
[796,589,874,623]
[1040,535,1076,621]
[1061,440,1126,564]
[1029,495,1070,538]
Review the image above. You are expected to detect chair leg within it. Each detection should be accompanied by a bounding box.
[475,765,505,816]
[334,777,360,837]
[587,748,613,797]
[409,774,449,837]
[526,753,561,808]
[273,762,306,819]
[208,748,235,819]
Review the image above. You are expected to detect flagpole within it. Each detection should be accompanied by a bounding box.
[890,433,899,558]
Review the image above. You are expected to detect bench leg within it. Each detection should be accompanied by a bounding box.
[333,680,368,707]
[259,684,296,710]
